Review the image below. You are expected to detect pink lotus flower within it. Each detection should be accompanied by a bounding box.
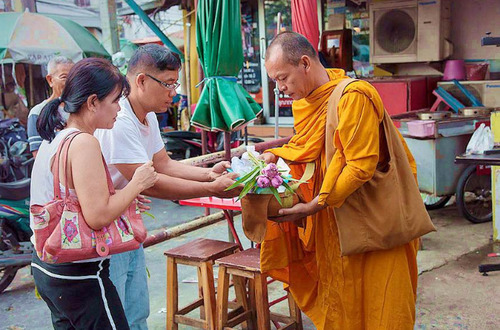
[271,176,283,188]
[262,163,279,178]
[257,175,271,188]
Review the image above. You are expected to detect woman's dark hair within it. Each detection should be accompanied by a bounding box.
[37,57,130,141]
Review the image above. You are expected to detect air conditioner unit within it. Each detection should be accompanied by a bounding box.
[369,0,452,64]
[437,80,500,108]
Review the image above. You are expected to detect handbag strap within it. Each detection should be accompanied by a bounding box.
[52,131,81,199]
[103,155,116,195]
[325,78,357,168]
[52,131,116,200]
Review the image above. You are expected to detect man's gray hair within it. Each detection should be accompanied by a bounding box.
[47,56,74,75]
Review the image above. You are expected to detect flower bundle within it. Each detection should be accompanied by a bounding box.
[226,149,305,205]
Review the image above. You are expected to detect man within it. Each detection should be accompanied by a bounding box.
[260,31,419,329]
[27,56,74,157]
[94,44,240,330]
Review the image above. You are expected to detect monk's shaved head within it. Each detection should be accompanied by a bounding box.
[265,31,318,66]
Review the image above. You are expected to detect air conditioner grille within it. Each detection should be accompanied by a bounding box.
[376,9,416,53]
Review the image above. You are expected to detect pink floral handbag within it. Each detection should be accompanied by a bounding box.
[31,131,147,264]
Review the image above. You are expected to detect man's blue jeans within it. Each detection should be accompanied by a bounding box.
[110,246,149,330]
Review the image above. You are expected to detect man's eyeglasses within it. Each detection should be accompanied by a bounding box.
[143,73,180,91]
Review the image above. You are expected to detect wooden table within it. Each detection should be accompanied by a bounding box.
[455,154,500,275]
[455,153,500,166]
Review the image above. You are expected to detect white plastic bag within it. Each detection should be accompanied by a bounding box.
[466,123,494,155]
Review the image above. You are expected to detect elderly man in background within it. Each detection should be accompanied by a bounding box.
[27,56,74,157]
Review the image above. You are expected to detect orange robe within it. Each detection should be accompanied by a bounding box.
[261,69,419,329]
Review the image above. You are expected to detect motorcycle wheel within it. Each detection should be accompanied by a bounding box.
[0,266,19,294]
[0,224,20,293]
[456,165,492,223]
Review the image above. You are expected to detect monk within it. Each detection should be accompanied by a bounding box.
[260,31,419,329]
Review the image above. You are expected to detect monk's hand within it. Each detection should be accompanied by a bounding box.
[208,161,231,180]
[258,152,277,164]
[270,197,326,223]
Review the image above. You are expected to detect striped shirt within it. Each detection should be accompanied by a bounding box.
[27,99,68,152]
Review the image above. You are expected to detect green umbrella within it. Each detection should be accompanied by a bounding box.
[191,0,262,132]
[0,11,110,65]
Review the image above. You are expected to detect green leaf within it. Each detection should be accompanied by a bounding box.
[282,181,295,194]
[225,167,260,191]
[238,177,257,200]
[270,187,283,206]
[142,211,156,220]
[247,151,265,168]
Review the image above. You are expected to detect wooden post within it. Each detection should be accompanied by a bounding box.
[201,130,208,155]
[28,64,34,107]
[100,0,120,54]
[216,266,230,329]
[166,257,179,330]
[254,274,270,330]
[200,262,216,329]
[224,131,231,162]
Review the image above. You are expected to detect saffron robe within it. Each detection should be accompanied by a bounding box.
[261,69,419,329]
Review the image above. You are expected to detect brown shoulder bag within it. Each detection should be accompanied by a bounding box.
[325,78,436,256]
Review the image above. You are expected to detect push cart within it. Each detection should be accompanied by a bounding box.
[395,114,492,223]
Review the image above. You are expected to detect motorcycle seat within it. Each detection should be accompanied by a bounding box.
[0,177,31,200]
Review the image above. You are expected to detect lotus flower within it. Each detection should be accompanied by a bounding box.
[271,176,283,188]
[257,175,271,188]
[262,163,279,178]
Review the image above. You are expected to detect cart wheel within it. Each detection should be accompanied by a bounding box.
[421,194,452,210]
[456,165,492,223]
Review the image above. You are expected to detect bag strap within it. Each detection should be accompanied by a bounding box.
[289,162,315,191]
[325,78,357,168]
[52,131,80,199]
[53,131,116,199]
[324,79,398,170]
[103,155,116,195]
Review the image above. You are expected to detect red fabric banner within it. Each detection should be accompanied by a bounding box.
[291,0,319,51]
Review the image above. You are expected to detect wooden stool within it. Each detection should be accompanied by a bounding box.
[216,248,303,330]
[164,238,240,329]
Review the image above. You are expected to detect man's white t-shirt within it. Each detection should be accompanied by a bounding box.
[94,98,164,189]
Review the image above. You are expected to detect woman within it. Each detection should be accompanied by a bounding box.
[30,58,158,329]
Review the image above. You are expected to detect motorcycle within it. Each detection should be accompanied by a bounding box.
[162,130,204,160]
[0,178,32,293]
[0,118,33,294]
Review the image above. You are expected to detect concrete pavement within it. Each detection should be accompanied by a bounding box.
[0,203,496,329]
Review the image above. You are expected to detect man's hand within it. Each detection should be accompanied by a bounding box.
[270,197,326,223]
[136,194,152,213]
[258,152,277,164]
[208,172,242,198]
[207,161,231,181]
